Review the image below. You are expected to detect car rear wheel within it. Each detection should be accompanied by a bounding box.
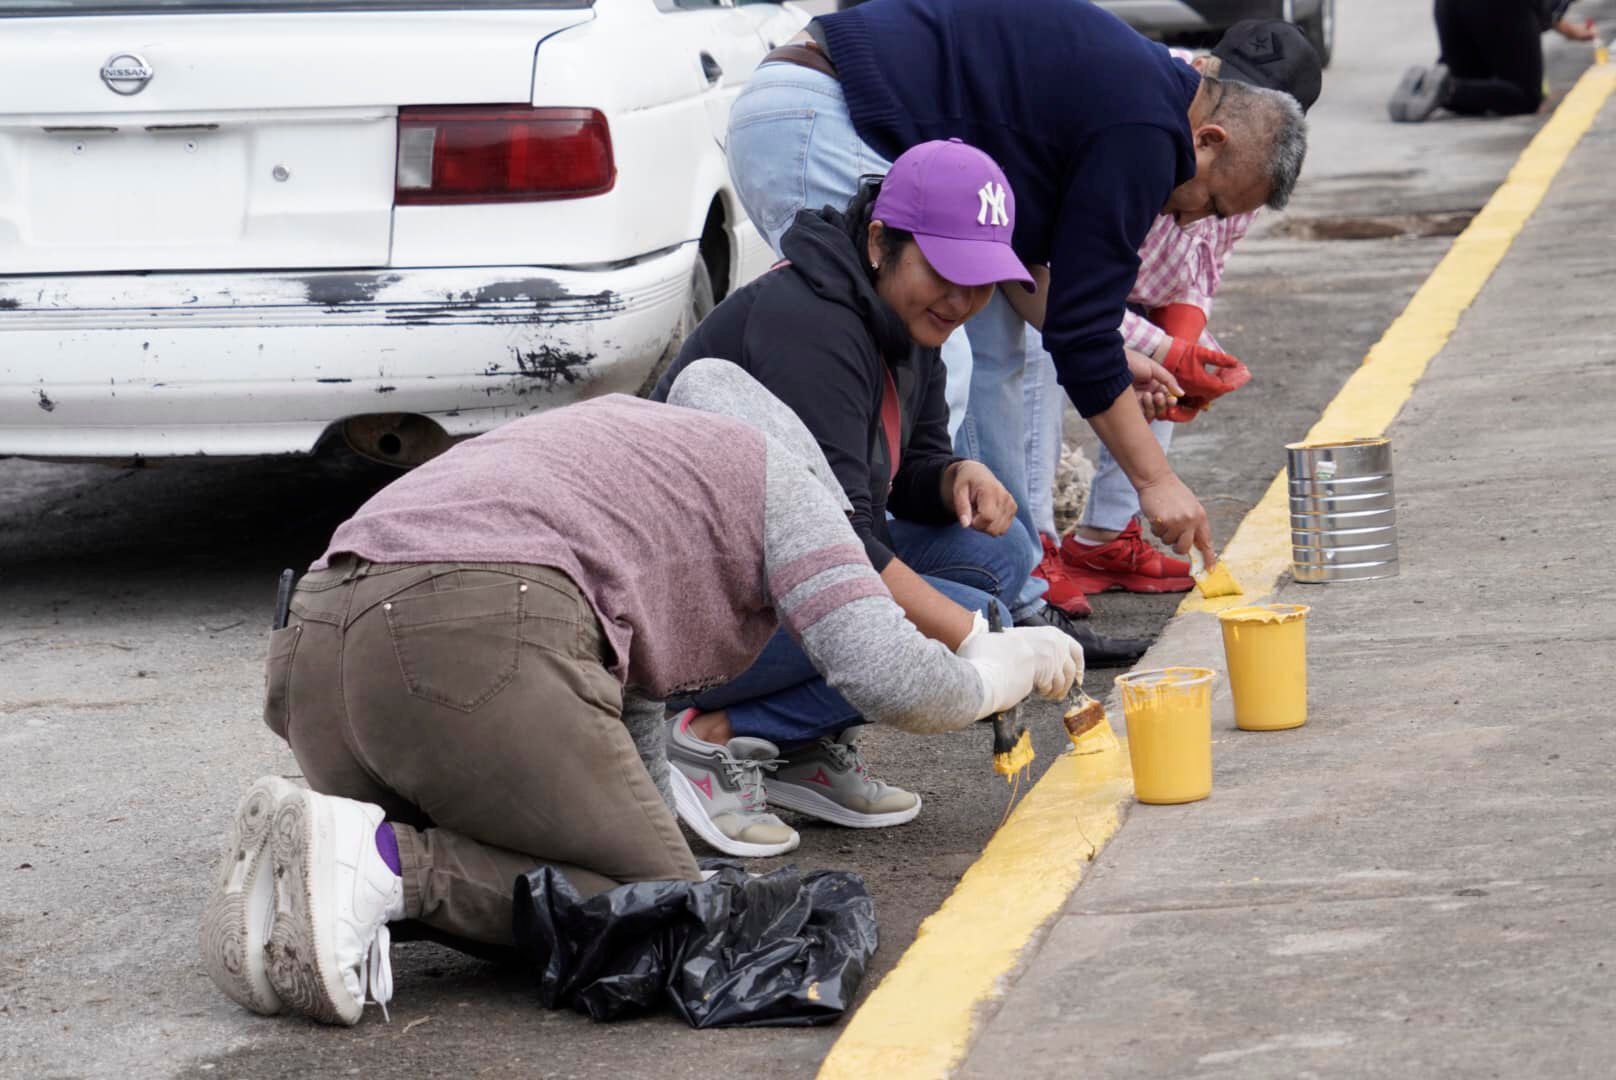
[1300,0,1335,67]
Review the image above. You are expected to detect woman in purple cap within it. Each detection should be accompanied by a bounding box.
[651,140,1136,858]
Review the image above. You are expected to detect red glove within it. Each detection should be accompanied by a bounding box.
[1149,303,1208,344]
[1159,338,1251,423]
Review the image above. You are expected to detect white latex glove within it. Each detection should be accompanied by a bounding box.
[1004,625,1085,699]
[955,611,1037,720]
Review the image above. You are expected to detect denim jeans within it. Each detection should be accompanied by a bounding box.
[946,291,1049,618]
[680,518,1032,747]
[726,62,891,256]
[1019,326,1176,537]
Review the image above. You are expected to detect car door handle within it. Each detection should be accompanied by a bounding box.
[700,51,723,84]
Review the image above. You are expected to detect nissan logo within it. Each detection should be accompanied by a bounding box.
[101,53,154,95]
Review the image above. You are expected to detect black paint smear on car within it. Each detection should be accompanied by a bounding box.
[507,345,593,387]
[298,273,403,307]
[456,278,572,305]
[316,377,353,384]
[36,390,55,412]
[0,298,20,310]
[375,385,397,394]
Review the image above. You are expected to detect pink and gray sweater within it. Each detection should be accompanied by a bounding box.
[318,360,985,736]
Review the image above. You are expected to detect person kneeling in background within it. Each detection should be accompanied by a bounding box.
[200,360,1080,1027]
[1390,0,1598,122]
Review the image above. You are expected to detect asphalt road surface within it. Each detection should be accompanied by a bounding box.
[3,3,1608,1076]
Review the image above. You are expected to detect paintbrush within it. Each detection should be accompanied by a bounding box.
[1190,548,1243,599]
[986,604,1034,780]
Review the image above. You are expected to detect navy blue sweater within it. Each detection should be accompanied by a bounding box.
[817,0,1201,417]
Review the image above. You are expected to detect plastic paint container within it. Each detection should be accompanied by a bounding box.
[1115,667,1216,805]
[1217,603,1312,731]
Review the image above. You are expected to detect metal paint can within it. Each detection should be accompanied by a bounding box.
[1286,437,1398,583]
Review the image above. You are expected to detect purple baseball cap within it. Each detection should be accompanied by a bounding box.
[871,139,1034,290]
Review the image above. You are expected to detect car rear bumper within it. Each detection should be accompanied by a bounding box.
[0,246,693,458]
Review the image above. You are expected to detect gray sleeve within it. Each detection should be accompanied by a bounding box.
[664,357,984,733]
[761,436,986,734]
[621,691,675,813]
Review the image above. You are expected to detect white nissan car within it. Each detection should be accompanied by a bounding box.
[0,0,805,464]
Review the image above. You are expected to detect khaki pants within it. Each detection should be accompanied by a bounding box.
[263,557,700,946]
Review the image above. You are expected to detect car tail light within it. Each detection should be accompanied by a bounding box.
[395,106,615,204]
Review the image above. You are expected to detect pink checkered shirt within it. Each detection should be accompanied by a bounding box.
[1121,211,1255,358]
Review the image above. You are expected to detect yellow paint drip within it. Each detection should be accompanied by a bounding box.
[991,728,1035,778]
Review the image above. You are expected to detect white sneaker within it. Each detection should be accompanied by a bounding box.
[666,710,800,858]
[200,775,298,1015]
[265,787,404,1026]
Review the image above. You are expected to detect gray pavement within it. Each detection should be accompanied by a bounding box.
[3,2,1612,1077]
[960,56,1616,1080]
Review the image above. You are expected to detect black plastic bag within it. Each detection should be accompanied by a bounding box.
[513,862,878,1028]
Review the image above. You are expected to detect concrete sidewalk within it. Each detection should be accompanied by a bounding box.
[957,76,1616,1080]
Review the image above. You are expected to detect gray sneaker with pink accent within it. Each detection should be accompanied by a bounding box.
[667,711,800,858]
[766,730,921,829]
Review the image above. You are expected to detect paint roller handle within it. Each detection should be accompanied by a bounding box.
[982,606,1023,753]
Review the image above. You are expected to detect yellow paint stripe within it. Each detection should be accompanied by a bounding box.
[818,62,1616,1080]
[1179,64,1616,617]
[819,736,1132,1080]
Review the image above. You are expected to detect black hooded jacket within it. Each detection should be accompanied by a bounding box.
[652,207,962,572]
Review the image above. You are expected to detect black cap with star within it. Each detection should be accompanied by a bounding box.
[1212,19,1323,114]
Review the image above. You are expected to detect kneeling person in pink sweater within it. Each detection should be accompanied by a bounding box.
[200,360,1080,1027]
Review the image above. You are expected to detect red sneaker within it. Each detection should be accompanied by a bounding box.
[1059,520,1195,595]
[1033,536,1092,617]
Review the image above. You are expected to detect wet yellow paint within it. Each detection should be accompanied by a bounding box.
[817,721,1133,1080]
[1176,65,1616,620]
[816,63,1616,1080]
[991,728,1035,778]
[1116,668,1215,804]
[1070,713,1121,756]
[1194,559,1243,599]
[1218,604,1311,731]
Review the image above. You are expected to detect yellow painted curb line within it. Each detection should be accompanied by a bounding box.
[1179,63,1616,617]
[817,62,1616,1080]
[819,736,1132,1080]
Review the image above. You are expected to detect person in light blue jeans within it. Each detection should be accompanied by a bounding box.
[1021,328,1175,545]
[727,64,976,433]
[727,61,1148,665]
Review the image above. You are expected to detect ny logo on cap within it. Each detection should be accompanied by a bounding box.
[977,181,1009,227]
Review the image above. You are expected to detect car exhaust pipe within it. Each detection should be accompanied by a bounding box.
[341,413,454,468]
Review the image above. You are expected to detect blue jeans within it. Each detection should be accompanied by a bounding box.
[1022,330,1066,542]
[682,519,1032,747]
[726,62,891,256]
[947,291,1049,619]
[1019,335,1177,537]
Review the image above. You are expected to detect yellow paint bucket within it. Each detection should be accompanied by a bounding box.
[1115,667,1215,805]
[1217,603,1311,731]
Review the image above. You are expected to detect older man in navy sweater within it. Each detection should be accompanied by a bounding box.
[726,0,1306,641]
